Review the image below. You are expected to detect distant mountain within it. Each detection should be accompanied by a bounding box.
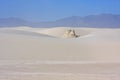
[0,17,29,27]
[0,14,120,28]
[54,14,120,28]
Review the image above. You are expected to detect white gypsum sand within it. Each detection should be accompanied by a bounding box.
[0,26,120,80]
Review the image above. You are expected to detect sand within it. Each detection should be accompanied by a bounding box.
[0,26,120,80]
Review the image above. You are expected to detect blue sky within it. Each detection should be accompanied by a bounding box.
[0,0,120,21]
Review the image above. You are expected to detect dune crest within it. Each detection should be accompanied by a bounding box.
[39,27,94,38]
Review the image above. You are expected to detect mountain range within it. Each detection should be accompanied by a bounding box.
[0,14,120,28]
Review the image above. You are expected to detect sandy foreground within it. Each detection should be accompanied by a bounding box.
[0,27,120,80]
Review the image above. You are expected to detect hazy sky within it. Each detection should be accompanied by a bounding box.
[0,0,120,21]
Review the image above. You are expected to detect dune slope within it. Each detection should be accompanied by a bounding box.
[0,27,120,62]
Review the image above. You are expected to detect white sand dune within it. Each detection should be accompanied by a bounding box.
[0,28,54,38]
[0,26,120,80]
[0,27,120,61]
